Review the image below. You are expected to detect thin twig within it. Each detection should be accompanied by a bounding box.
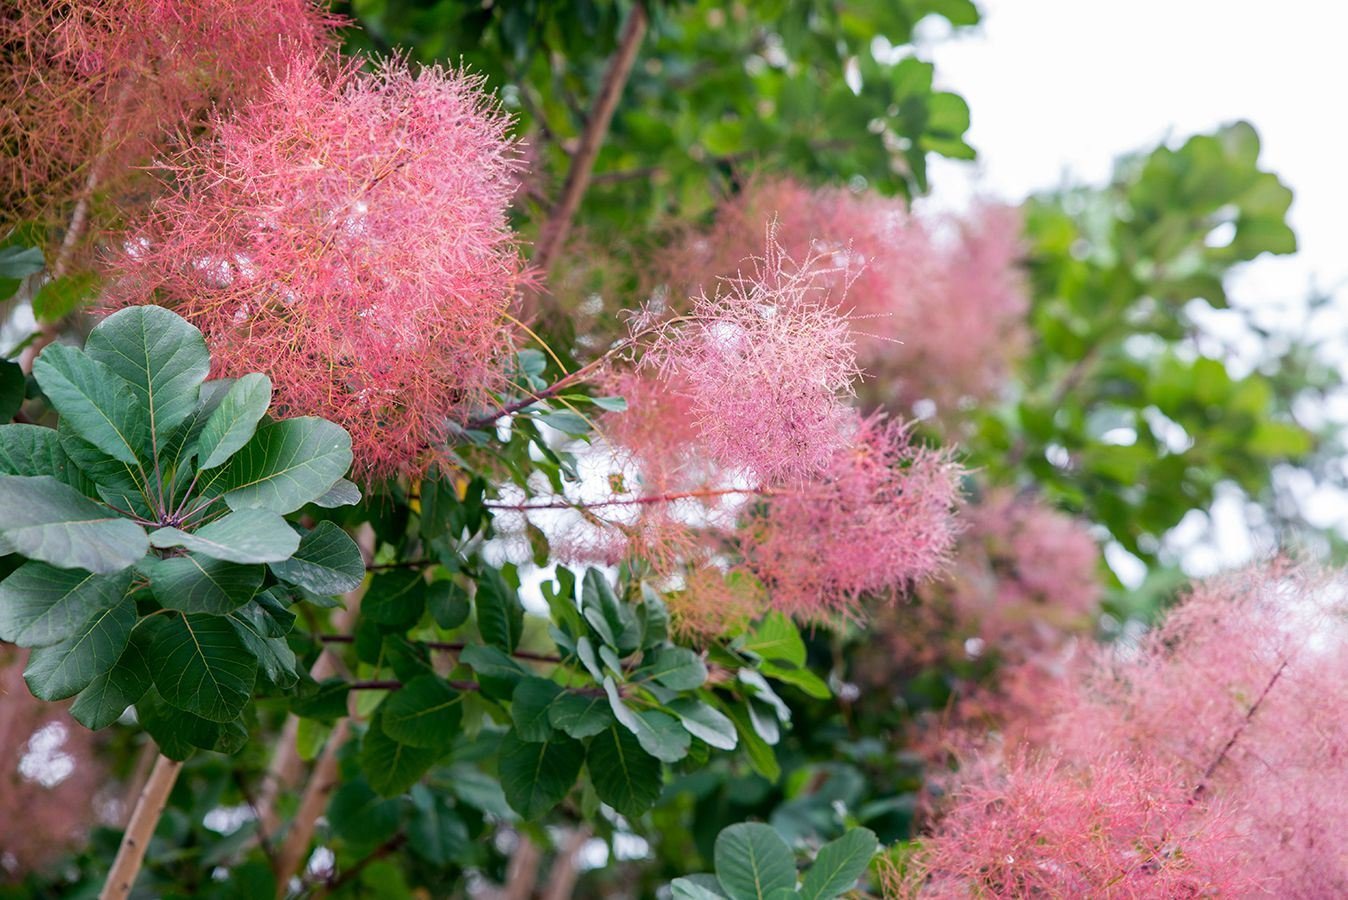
[528,3,649,280]
[1191,657,1289,801]
[486,486,770,512]
[320,635,562,664]
[317,834,407,897]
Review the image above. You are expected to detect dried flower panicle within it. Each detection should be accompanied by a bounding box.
[665,177,1027,419]
[1,0,337,264]
[745,415,962,621]
[898,562,1348,898]
[642,237,860,485]
[107,57,524,479]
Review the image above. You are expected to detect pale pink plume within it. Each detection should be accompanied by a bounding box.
[745,414,963,621]
[890,752,1258,898]
[108,57,524,479]
[643,235,860,484]
[663,177,1028,420]
[2,0,338,262]
[906,562,1348,898]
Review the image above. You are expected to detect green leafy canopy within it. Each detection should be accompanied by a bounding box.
[0,306,361,747]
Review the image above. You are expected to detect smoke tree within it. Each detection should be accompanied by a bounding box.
[0,1,1341,898]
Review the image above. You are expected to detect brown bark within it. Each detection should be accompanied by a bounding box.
[540,827,593,900]
[527,3,648,293]
[271,717,351,895]
[99,754,182,900]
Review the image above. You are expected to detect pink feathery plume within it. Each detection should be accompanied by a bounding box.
[107,57,524,480]
[664,177,1028,420]
[745,414,962,621]
[644,234,860,484]
[1,0,338,264]
[907,561,1348,897]
[891,752,1258,899]
[945,489,1102,653]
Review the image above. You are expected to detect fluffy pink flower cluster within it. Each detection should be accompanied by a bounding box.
[901,562,1348,897]
[109,58,523,479]
[946,490,1101,651]
[665,178,1028,418]
[1,0,336,254]
[746,416,962,620]
[548,241,960,633]
[643,238,860,484]
[891,753,1256,899]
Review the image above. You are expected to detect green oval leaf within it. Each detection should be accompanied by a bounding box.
[498,729,584,819]
[668,698,738,751]
[209,417,353,514]
[196,373,272,469]
[0,475,148,573]
[382,675,464,749]
[0,561,131,647]
[510,676,563,742]
[714,824,797,900]
[140,553,264,615]
[360,709,442,797]
[23,600,138,700]
[548,691,614,740]
[477,567,523,652]
[799,828,878,900]
[147,613,258,722]
[33,344,146,464]
[268,521,365,595]
[586,725,662,819]
[636,645,708,691]
[85,305,210,441]
[149,507,299,564]
[69,626,153,729]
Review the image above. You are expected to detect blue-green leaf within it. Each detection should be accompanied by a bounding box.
[269,521,364,595]
[0,475,147,573]
[195,373,271,469]
[149,507,298,564]
[799,828,878,900]
[84,305,210,441]
[498,729,584,819]
[24,600,137,700]
[0,561,131,647]
[33,344,145,464]
[207,417,352,514]
[146,613,258,722]
[140,553,264,615]
[714,824,797,900]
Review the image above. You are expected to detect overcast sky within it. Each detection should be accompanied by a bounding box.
[914,0,1348,580]
[919,0,1347,308]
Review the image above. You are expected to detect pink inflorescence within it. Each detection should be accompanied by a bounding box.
[665,177,1028,418]
[746,414,962,620]
[644,236,860,485]
[1,0,338,255]
[108,57,524,479]
[947,489,1102,652]
[893,752,1257,899]
[900,561,1348,898]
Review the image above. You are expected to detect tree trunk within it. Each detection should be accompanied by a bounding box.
[99,754,182,900]
[271,718,351,895]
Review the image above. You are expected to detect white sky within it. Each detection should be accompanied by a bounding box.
[913,0,1348,581]
[920,0,1348,306]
